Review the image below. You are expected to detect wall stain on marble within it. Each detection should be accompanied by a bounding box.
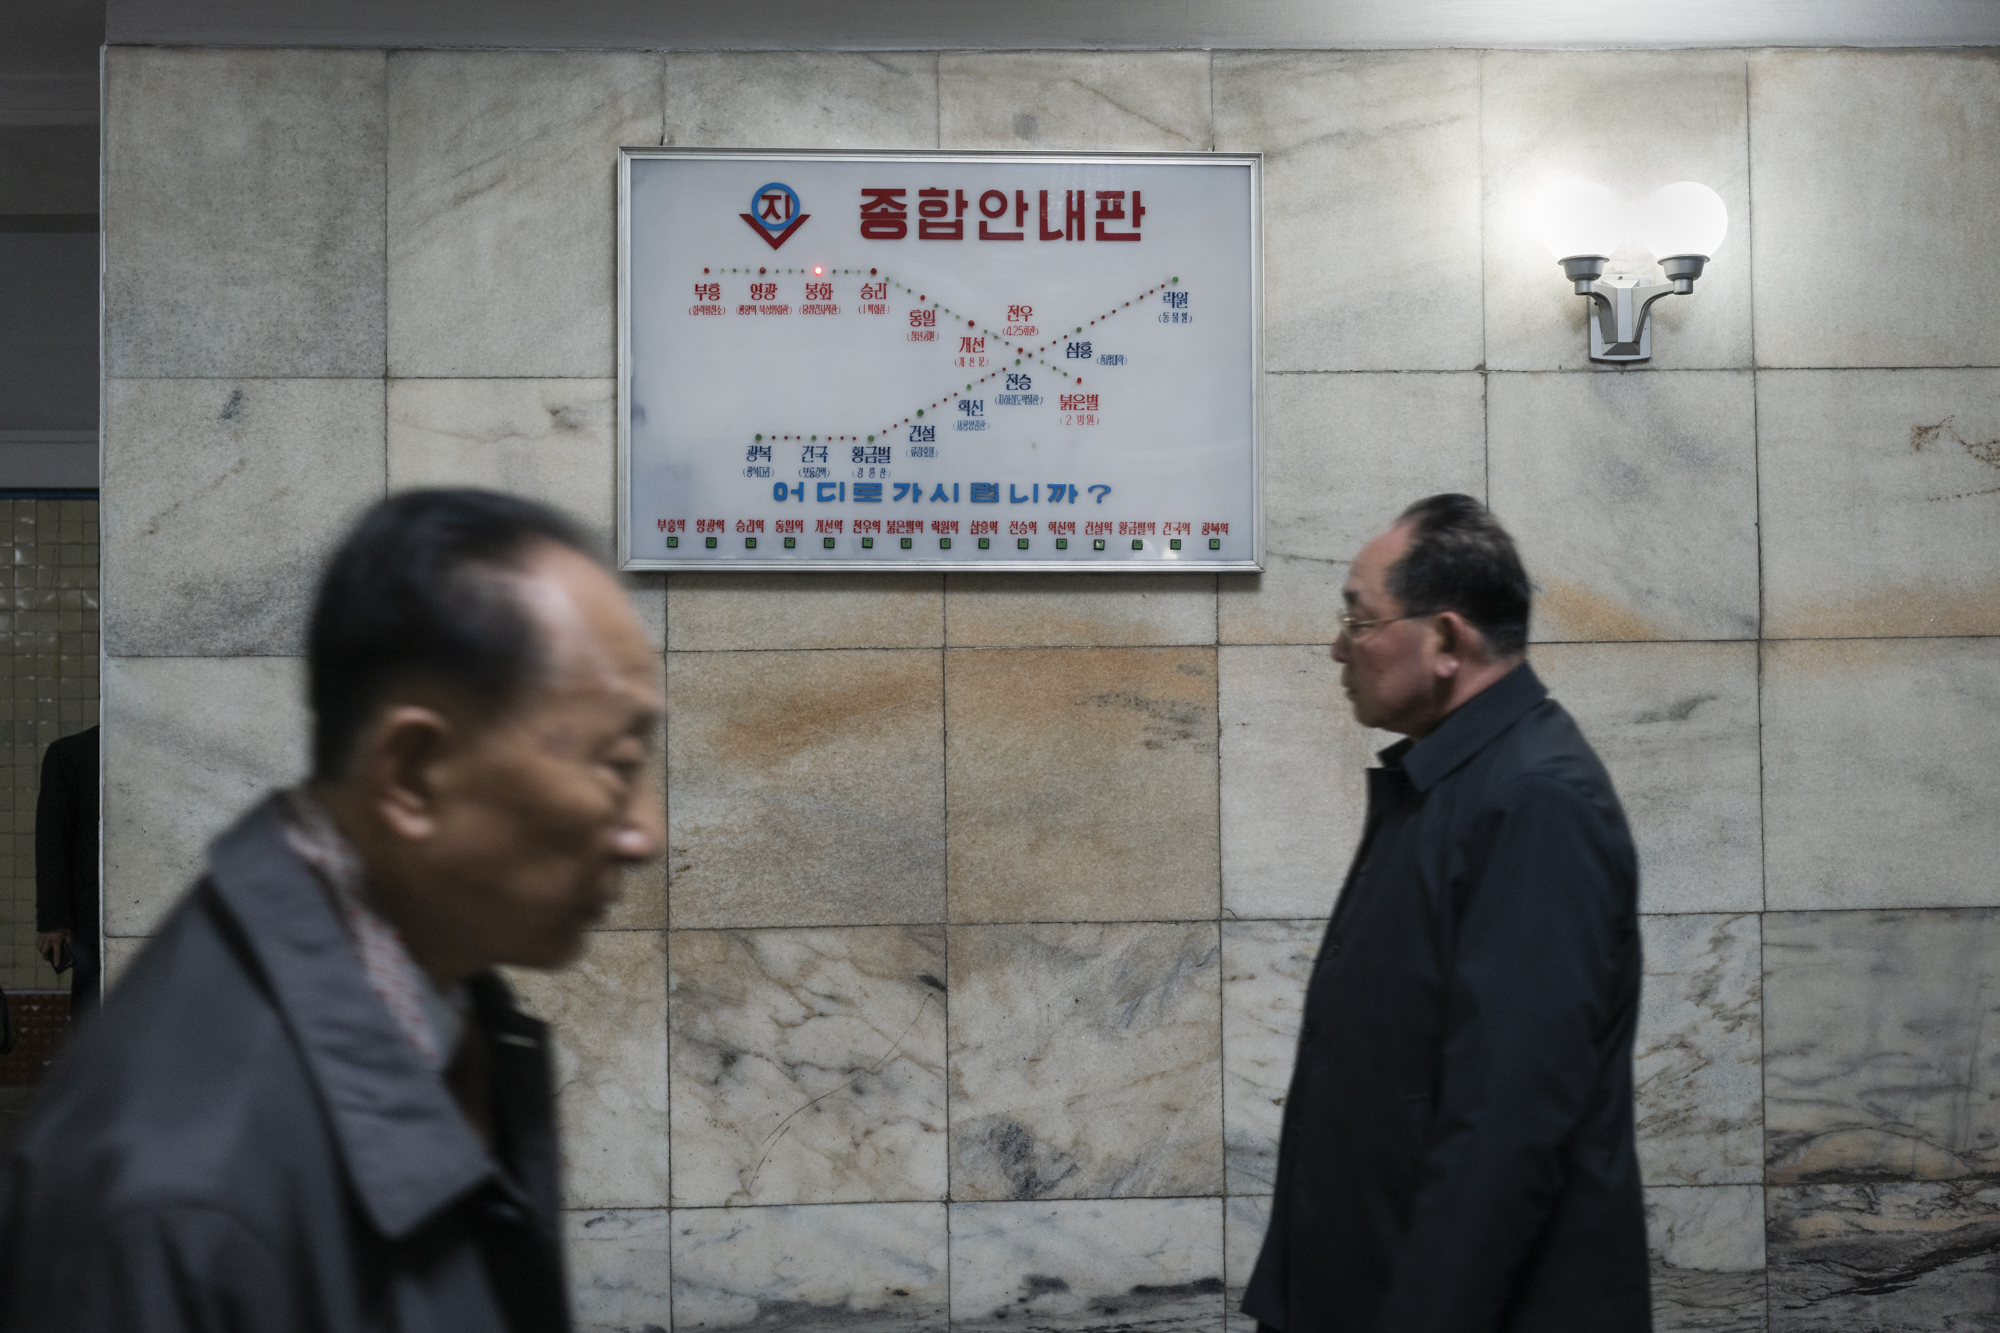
[1633,693,1718,724]
[1077,690,1216,752]
[966,1119,1082,1200]
[1769,1182,2000,1331]
[969,1273,1225,1331]
[715,688,934,772]
[725,1295,945,1331]
[1538,576,1659,641]
[1912,415,2000,501]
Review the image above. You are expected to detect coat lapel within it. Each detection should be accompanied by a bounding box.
[204,800,496,1241]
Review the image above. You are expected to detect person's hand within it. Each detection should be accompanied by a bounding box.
[36,930,71,967]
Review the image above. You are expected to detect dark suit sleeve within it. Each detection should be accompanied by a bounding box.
[1370,774,1634,1332]
[34,739,78,933]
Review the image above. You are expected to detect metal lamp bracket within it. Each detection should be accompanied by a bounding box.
[1559,255,1706,364]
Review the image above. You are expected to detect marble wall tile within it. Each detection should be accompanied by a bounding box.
[1213,52,1482,372]
[387,53,662,378]
[566,1208,671,1333]
[939,53,1210,151]
[663,53,938,149]
[1222,920,1321,1193]
[1768,1182,2000,1332]
[1219,645,1393,920]
[668,926,946,1206]
[504,933,669,1210]
[671,1201,949,1332]
[667,574,944,652]
[1758,369,2000,640]
[1481,51,1752,372]
[945,647,1218,922]
[1645,1186,1767,1333]
[1488,371,1759,642]
[103,656,308,937]
[1217,372,1486,647]
[949,1197,1225,1331]
[944,573,1217,648]
[666,649,944,928]
[1635,914,1763,1186]
[1764,909,2000,1184]
[948,922,1223,1200]
[102,378,387,657]
[1224,1195,1272,1331]
[103,49,385,378]
[386,379,617,558]
[1762,639,2000,911]
[1750,51,2000,368]
[1532,642,1762,915]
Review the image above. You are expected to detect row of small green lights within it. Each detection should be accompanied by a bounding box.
[752,433,877,442]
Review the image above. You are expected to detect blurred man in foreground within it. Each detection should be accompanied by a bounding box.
[1243,494,1649,1332]
[0,490,665,1332]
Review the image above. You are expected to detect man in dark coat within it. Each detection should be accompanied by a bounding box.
[34,724,99,1020]
[1242,493,1649,1333]
[0,490,665,1332]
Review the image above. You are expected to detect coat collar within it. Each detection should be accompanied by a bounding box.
[1390,662,1547,794]
[204,798,498,1241]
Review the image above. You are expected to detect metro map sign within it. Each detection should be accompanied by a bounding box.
[618,149,1262,571]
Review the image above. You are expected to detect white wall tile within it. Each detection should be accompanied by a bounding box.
[1751,50,2000,368]
[1765,908,2000,1183]
[940,53,1210,151]
[949,1197,1224,1328]
[668,574,943,651]
[1763,638,2000,910]
[1214,52,1483,372]
[663,53,938,149]
[102,378,386,657]
[1489,371,1758,642]
[945,572,1216,648]
[668,926,946,1206]
[103,49,386,378]
[566,1209,672,1333]
[666,648,945,928]
[1219,372,1486,646]
[386,379,617,558]
[102,656,308,937]
[1759,369,2000,639]
[671,1202,948,1332]
[388,53,662,378]
[948,922,1223,1201]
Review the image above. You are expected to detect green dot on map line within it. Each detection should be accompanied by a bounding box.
[916,410,924,417]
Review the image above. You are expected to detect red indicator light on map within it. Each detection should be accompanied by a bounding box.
[814,266,824,275]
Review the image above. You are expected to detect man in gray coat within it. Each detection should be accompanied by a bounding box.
[0,490,665,1331]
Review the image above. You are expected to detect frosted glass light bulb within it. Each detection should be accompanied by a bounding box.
[1639,181,1727,260]
[1533,180,1626,261]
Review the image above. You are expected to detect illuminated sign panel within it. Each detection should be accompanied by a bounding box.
[618,149,1261,570]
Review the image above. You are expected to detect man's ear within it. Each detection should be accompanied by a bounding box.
[1430,610,1481,678]
[365,704,454,842]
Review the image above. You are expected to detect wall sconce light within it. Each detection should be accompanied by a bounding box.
[1534,180,1728,363]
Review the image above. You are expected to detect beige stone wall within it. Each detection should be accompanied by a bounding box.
[100,47,2000,1331]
